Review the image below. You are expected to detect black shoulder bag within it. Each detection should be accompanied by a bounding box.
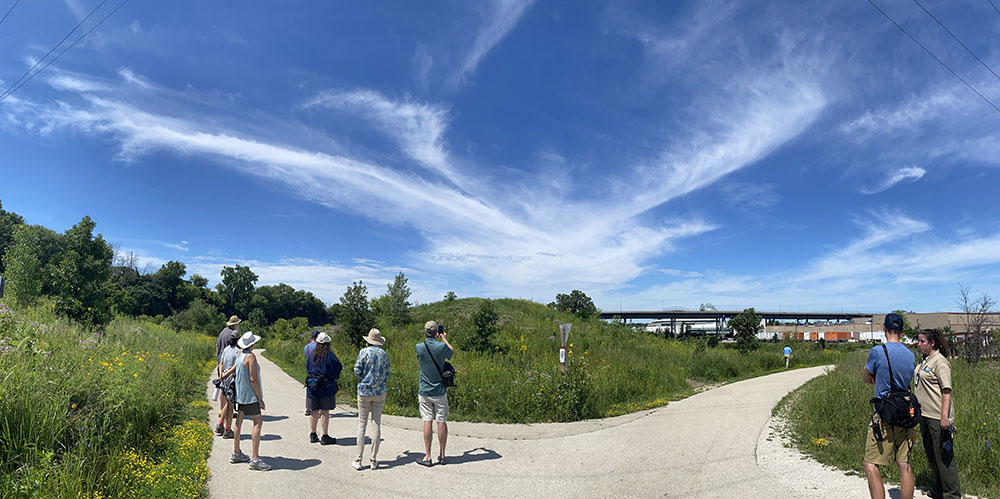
[870,344,921,430]
[423,341,456,388]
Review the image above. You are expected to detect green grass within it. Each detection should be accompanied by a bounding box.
[774,349,1000,498]
[264,298,865,423]
[0,300,216,498]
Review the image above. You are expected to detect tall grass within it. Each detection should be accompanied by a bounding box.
[0,301,215,498]
[264,298,864,423]
[775,349,1000,498]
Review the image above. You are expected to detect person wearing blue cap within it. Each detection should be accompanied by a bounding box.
[862,312,916,499]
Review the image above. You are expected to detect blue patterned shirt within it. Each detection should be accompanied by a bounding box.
[354,345,390,397]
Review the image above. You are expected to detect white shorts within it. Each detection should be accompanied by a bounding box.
[418,393,449,422]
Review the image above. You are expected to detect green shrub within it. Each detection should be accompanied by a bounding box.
[0,304,214,498]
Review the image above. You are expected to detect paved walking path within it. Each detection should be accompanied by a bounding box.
[204,354,890,498]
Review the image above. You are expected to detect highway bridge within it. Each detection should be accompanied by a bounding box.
[598,310,871,322]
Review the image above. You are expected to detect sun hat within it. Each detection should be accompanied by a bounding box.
[364,328,386,346]
[237,331,261,349]
[316,332,331,344]
[227,315,241,326]
[424,320,438,334]
[883,312,904,331]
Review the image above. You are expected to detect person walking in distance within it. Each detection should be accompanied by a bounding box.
[306,332,342,445]
[914,329,961,498]
[415,320,453,467]
[783,344,792,369]
[304,330,320,416]
[214,315,240,435]
[352,328,390,470]
[224,331,270,471]
[862,313,916,499]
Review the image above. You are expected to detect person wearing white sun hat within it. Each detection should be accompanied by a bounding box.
[352,328,390,470]
[221,331,271,471]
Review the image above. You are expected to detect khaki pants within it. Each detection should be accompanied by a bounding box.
[919,417,961,498]
[356,394,386,462]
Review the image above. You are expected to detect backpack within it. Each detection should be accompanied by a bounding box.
[870,344,921,429]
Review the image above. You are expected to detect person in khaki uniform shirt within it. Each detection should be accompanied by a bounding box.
[914,329,961,499]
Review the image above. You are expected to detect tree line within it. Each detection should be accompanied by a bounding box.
[0,201,417,341]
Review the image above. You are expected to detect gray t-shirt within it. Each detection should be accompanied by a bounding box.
[416,338,453,397]
[220,345,240,388]
[216,326,236,361]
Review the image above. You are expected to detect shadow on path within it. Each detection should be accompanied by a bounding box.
[237,434,282,441]
[371,451,425,470]
[446,447,502,465]
[332,436,372,446]
[262,415,289,422]
[263,456,322,471]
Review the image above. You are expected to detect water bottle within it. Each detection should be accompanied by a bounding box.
[212,386,220,401]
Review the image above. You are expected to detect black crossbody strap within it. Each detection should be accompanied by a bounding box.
[424,340,444,376]
[881,344,898,392]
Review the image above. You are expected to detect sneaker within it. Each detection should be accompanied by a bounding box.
[249,458,272,471]
[351,459,363,471]
[230,452,250,464]
[370,460,378,470]
[223,429,234,439]
[309,432,319,443]
[215,423,224,435]
[320,434,336,445]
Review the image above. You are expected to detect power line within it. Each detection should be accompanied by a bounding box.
[988,0,1000,18]
[0,0,20,29]
[912,0,1000,83]
[867,0,1000,115]
[0,0,120,103]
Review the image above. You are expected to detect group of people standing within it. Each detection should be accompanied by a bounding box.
[862,313,961,499]
[213,317,455,472]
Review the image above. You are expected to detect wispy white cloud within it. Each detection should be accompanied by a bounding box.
[451,0,535,86]
[303,89,453,178]
[719,182,779,209]
[861,166,926,194]
[607,210,1000,312]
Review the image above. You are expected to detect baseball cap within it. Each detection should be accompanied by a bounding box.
[884,313,904,331]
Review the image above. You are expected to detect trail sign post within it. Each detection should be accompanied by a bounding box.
[558,323,571,374]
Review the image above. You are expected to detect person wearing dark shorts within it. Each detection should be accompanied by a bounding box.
[306,332,342,444]
[304,330,320,416]
[225,331,271,471]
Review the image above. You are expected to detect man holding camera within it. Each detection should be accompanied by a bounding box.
[415,320,454,467]
[862,313,916,499]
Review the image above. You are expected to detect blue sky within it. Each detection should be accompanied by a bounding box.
[2,0,1000,313]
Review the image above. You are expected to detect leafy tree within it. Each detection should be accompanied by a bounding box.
[467,299,500,353]
[338,281,373,345]
[0,200,25,275]
[165,298,224,333]
[2,224,43,305]
[217,265,258,317]
[444,290,457,301]
[382,272,412,327]
[548,290,598,319]
[729,307,762,354]
[190,274,209,289]
[155,261,191,314]
[245,308,269,336]
[50,216,113,327]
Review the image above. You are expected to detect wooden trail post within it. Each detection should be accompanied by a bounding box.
[559,323,571,374]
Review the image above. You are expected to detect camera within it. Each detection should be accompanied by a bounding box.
[438,325,445,335]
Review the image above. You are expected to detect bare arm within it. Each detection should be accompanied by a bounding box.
[440,333,454,352]
[940,388,952,430]
[221,362,237,379]
[247,353,264,410]
[863,368,875,385]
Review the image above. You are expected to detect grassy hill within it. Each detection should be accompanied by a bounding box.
[265,298,856,423]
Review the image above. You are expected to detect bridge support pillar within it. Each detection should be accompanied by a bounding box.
[670,318,676,338]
